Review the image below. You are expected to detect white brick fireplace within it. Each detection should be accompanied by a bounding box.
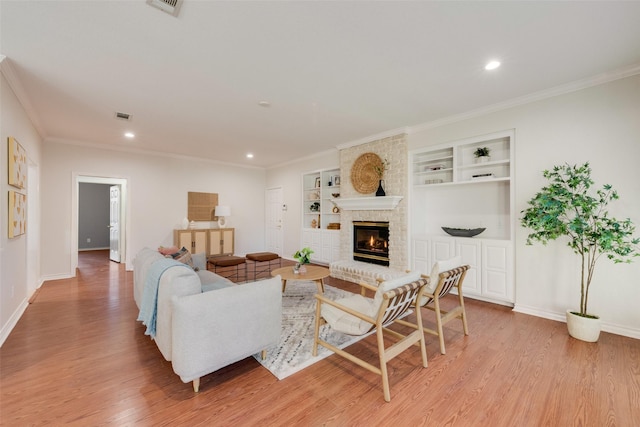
[336,133,409,271]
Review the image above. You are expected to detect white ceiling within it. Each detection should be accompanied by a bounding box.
[2,1,640,168]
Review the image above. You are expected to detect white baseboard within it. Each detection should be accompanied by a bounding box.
[41,273,74,282]
[0,299,29,347]
[513,304,640,340]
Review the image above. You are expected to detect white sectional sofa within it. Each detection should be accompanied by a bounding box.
[133,247,282,392]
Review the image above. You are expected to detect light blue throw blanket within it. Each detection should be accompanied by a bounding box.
[137,258,191,339]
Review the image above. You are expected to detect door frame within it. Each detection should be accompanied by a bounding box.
[71,174,128,273]
[265,187,284,256]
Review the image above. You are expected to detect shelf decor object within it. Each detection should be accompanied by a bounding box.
[441,227,486,237]
[474,146,491,163]
[351,152,384,194]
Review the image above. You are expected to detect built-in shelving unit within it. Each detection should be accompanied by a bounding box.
[412,133,511,186]
[301,168,341,265]
[302,168,340,230]
[410,129,515,305]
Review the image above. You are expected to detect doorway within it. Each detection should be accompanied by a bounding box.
[72,175,127,274]
[265,187,283,256]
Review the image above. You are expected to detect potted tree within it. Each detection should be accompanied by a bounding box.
[520,162,639,342]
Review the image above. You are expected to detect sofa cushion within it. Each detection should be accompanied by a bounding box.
[191,252,207,271]
[197,270,234,292]
[158,245,180,255]
[167,247,196,270]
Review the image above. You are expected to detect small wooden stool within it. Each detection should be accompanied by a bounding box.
[245,252,281,280]
[207,256,246,282]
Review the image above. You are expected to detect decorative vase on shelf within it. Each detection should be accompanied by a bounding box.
[375,180,386,197]
[477,156,491,163]
[182,217,189,229]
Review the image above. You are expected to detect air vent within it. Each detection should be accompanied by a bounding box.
[115,112,132,121]
[147,0,182,17]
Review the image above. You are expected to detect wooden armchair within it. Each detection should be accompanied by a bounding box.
[313,273,429,402]
[398,258,470,355]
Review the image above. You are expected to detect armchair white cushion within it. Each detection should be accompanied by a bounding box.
[424,255,462,294]
[320,271,422,335]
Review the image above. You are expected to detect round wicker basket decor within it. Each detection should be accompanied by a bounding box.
[351,152,383,194]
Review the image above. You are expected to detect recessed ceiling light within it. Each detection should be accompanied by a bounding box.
[258,101,271,108]
[485,60,501,70]
[124,132,135,138]
[246,153,254,158]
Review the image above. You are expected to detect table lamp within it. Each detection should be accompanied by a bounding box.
[215,205,231,228]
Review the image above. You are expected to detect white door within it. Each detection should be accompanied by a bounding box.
[109,185,121,262]
[265,187,283,256]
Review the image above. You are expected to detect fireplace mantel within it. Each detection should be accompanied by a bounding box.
[331,196,403,211]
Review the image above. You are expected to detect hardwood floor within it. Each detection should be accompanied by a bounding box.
[1,250,638,426]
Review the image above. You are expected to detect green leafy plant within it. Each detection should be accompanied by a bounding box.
[293,247,314,265]
[373,158,390,178]
[473,147,490,157]
[520,162,639,317]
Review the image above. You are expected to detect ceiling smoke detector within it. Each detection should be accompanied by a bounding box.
[115,112,132,121]
[146,0,182,17]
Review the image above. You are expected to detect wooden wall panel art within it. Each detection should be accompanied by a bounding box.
[8,137,27,189]
[188,192,219,221]
[8,190,26,238]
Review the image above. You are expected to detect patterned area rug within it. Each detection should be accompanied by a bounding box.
[253,281,372,380]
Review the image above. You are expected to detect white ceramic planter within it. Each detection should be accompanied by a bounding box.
[566,309,601,342]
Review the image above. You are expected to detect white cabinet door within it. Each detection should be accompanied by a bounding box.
[431,237,455,264]
[482,241,514,303]
[330,230,341,263]
[303,229,324,263]
[412,238,431,275]
[455,239,482,296]
[411,235,514,306]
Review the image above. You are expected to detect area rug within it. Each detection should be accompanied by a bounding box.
[253,281,373,380]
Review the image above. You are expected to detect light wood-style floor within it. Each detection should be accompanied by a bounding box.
[1,251,638,426]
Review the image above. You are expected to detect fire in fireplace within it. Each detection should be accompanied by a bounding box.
[353,221,390,266]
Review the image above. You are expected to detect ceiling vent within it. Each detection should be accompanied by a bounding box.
[115,112,132,121]
[147,0,182,17]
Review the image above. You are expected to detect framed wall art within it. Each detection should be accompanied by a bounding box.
[8,137,27,189]
[8,190,26,238]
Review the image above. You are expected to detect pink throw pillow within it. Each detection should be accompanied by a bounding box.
[158,246,179,255]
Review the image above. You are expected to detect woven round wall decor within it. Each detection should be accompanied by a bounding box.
[351,152,383,194]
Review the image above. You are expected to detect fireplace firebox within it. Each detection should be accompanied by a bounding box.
[353,221,389,266]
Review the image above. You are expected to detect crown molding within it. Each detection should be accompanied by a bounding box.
[410,62,640,134]
[336,127,410,150]
[45,137,266,171]
[0,55,46,138]
[268,146,339,170]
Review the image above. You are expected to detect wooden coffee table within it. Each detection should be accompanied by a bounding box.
[271,265,330,294]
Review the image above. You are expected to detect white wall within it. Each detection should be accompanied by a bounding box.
[409,74,640,337]
[1,69,43,344]
[266,150,340,261]
[40,142,268,279]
